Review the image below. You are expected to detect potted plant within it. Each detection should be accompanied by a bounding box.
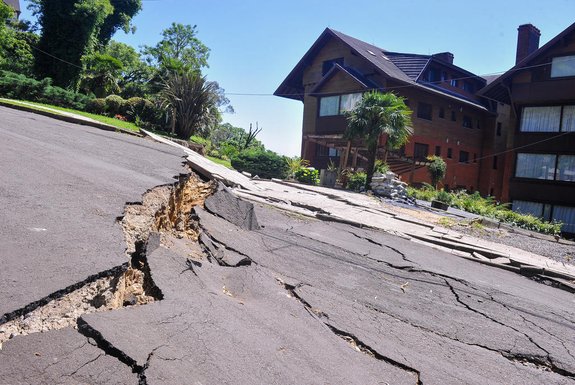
[431,190,452,211]
[320,159,338,188]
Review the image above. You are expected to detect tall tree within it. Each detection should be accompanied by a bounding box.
[97,0,142,46]
[31,0,141,88]
[159,72,222,139]
[142,23,209,74]
[345,91,412,189]
[103,40,153,97]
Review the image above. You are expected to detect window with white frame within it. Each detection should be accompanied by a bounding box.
[515,153,556,180]
[551,55,575,78]
[319,93,363,117]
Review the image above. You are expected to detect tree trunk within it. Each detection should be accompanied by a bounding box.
[365,143,377,190]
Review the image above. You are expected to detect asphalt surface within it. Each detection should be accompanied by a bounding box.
[0,106,185,319]
[1,107,574,384]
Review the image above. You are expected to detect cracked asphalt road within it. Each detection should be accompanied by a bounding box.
[1,108,574,384]
[0,107,185,319]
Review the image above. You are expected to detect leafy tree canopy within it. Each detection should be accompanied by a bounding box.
[142,23,210,74]
[30,0,141,88]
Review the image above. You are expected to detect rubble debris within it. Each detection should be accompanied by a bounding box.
[370,171,415,204]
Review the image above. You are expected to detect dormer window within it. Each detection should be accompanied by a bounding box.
[551,55,575,78]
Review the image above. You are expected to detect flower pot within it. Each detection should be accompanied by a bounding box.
[431,200,449,211]
[320,169,337,188]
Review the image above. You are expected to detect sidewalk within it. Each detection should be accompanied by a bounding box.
[141,130,575,286]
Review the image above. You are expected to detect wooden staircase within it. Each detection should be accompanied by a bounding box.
[385,153,428,177]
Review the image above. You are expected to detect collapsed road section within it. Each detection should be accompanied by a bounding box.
[2,170,574,384]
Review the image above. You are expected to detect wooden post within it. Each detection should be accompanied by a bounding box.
[341,140,352,169]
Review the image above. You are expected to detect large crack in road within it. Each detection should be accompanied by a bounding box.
[1,170,574,384]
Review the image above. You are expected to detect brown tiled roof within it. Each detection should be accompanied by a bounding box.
[385,52,431,80]
[274,28,487,111]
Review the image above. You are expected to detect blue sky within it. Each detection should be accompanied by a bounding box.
[20,1,575,156]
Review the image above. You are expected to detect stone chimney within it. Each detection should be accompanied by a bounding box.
[433,52,454,64]
[516,24,540,64]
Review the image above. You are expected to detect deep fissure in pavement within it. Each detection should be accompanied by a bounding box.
[0,172,214,348]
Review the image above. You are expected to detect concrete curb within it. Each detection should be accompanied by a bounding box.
[0,100,142,137]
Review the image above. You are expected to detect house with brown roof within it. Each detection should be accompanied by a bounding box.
[2,0,20,19]
[480,23,575,235]
[275,28,502,195]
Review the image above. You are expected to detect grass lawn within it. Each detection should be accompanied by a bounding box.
[207,156,233,169]
[0,99,140,133]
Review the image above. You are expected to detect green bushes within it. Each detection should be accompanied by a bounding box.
[407,186,562,235]
[85,98,107,114]
[294,168,319,185]
[346,171,367,191]
[104,95,125,116]
[0,71,90,110]
[230,150,289,179]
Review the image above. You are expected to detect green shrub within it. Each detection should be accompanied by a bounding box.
[346,171,367,191]
[435,190,452,204]
[374,160,389,174]
[427,155,447,188]
[407,184,437,201]
[231,150,289,179]
[104,94,125,116]
[86,98,107,114]
[125,97,157,124]
[0,70,90,110]
[294,168,319,185]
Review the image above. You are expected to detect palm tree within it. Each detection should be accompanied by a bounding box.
[345,91,412,189]
[159,71,220,139]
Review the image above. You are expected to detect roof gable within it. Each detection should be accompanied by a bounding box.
[309,64,377,95]
[479,22,575,102]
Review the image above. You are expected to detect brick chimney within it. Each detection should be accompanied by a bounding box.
[516,24,540,64]
[433,52,454,64]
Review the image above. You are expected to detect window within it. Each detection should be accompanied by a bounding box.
[316,144,329,157]
[552,205,575,233]
[463,82,474,93]
[414,143,429,160]
[450,79,458,87]
[319,93,362,116]
[562,106,575,132]
[473,153,477,163]
[435,146,441,156]
[439,107,445,119]
[319,96,340,116]
[441,71,448,82]
[515,153,556,180]
[447,148,453,158]
[427,68,440,82]
[496,122,502,136]
[551,55,575,78]
[459,151,469,163]
[476,120,481,129]
[520,106,561,132]
[417,102,433,120]
[557,155,575,182]
[451,111,457,122]
[340,93,363,113]
[493,156,498,170]
[322,57,344,76]
[513,200,547,218]
[462,115,472,128]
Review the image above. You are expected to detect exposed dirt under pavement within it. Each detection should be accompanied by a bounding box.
[0,172,216,348]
